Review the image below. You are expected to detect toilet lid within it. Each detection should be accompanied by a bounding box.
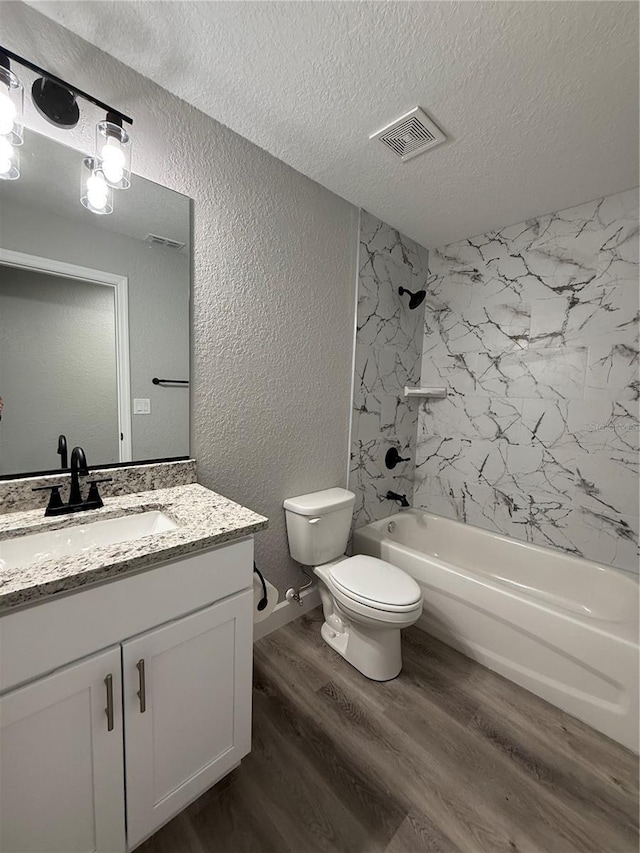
[328,555,422,609]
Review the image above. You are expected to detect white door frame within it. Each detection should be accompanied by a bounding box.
[0,247,132,463]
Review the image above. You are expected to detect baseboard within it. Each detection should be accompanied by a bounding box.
[253,585,321,642]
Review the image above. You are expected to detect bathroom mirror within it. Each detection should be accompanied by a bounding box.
[0,129,191,478]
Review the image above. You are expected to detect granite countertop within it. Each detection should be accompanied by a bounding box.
[0,483,268,613]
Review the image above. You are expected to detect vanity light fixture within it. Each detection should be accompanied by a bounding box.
[96,112,131,189]
[0,45,133,206]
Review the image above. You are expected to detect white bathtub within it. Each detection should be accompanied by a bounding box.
[353,509,639,752]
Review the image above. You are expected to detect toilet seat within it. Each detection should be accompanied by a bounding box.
[329,585,422,627]
[328,555,422,614]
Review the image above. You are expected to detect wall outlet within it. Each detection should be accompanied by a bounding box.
[133,398,151,415]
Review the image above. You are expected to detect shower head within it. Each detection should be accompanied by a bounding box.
[398,287,426,310]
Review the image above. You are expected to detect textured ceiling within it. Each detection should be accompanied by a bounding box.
[29,1,639,248]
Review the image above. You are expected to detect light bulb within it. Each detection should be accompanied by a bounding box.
[102,159,124,185]
[86,171,108,197]
[0,85,16,137]
[96,117,131,189]
[101,137,125,184]
[86,169,109,210]
[87,190,107,210]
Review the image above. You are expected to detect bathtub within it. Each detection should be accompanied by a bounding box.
[353,509,639,752]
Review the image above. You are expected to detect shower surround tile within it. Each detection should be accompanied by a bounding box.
[350,210,429,528]
[415,188,639,573]
[475,347,588,399]
[586,342,640,400]
[419,395,523,444]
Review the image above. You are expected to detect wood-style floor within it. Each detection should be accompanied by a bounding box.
[139,607,639,853]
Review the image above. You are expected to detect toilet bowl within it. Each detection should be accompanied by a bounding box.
[283,488,422,681]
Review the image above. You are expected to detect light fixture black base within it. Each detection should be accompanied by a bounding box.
[32,77,80,128]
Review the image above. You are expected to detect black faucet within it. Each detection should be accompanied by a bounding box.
[57,434,68,469]
[386,490,410,508]
[69,446,89,505]
[33,445,112,516]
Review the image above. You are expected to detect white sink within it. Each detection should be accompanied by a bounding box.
[0,511,178,571]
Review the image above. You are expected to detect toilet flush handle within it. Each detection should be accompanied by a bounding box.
[308,517,321,524]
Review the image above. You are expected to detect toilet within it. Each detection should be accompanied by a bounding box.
[283,487,423,681]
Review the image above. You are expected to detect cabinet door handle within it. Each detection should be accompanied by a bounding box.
[136,658,147,713]
[104,674,114,732]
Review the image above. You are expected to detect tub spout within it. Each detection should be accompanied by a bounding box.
[386,491,410,508]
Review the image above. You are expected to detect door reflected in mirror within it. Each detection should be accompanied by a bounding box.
[0,129,191,478]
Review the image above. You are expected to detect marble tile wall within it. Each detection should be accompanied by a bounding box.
[415,188,639,572]
[349,210,429,527]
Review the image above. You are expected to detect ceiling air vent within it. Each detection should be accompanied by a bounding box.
[370,107,445,161]
[145,234,186,251]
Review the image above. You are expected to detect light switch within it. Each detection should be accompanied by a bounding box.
[133,398,151,415]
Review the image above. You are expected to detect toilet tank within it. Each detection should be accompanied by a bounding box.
[283,488,356,566]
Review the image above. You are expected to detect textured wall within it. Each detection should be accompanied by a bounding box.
[0,268,118,474]
[3,3,358,593]
[416,188,639,573]
[349,210,429,527]
[1,198,190,465]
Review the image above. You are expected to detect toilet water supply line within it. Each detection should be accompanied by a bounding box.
[253,564,269,611]
[285,567,314,606]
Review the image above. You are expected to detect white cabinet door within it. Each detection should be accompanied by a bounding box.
[122,589,253,848]
[0,646,126,853]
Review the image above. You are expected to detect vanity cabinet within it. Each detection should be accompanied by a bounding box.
[123,593,252,848]
[0,538,255,852]
[0,646,126,853]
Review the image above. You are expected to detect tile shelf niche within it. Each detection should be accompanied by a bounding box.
[404,386,447,399]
